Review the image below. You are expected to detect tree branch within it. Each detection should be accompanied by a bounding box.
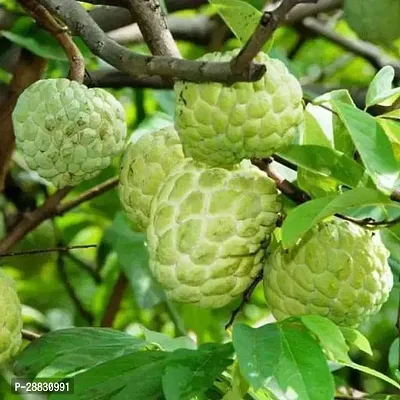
[38,0,266,83]
[101,273,128,327]
[128,0,180,57]
[0,244,96,258]
[22,329,41,341]
[300,17,400,78]
[19,0,85,82]
[231,0,318,74]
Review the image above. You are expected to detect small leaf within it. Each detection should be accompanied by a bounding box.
[143,328,196,352]
[208,0,272,50]
[332,100,398,193]
[162,343,234,400]
[388,338,400,380]
[340,327,373,356]
[281,188,399,248]
[104,213,166,308]
[366,66,400,108]
[299,316,350,362]
[279,144,365,188]
[14,328,146,378]
[233,323,335,400]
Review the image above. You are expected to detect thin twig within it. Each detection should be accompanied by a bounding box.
[18,0,85,83]
[225,270,264,330]
[101,273,128,327]
[57,251,94,324]
[231,0,318,75]
[66,251,102,283]
[21,329,41,341]
[39,0,266,83]
[0,244,96,258]
[56,176,119,216]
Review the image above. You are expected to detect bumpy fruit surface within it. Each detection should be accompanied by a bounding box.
[119,126,185,232]
[0,270,22,365]
[174,50,303,167]
[263,220,393,327]
[344,0,400,45]
[147,159,281,308]
[12,79,127,188]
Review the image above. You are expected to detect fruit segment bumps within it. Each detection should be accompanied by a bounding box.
[174,50,303,167]
[147,159,281,308]
[119,126,185,232]
[0,270,22,365]
[263,219,393,327]
[12,79,127,188]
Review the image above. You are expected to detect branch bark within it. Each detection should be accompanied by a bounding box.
[101,273,128,327]
[39,0,266,83]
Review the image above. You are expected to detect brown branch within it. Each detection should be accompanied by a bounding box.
[18,0,85,83]
[22,329,41,341]
[0,244,96,258]
[231,0,318,75]
[0,187,71,254]
[225,270,264,330]
[57,252,94,324]
[38,0,266,83]
[300,18,400,79]
[101,273,128,327]
[128,0,180,57]
[56,176,119,216]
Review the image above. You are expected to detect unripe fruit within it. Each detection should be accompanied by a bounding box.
[0,270,22,365]
[174,50,303,167]
[147,159,281,308]
[12,79,127,188]
[263,220,393,327]
[119,126,185,232]
[344,0,400,45]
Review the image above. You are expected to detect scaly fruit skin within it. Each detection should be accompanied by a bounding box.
[12,79,127,188]
[174,50,303,167]
[119,126,185,232]
[344,0,400,45]
[263,220,393,327]
[147,159,281,308]
[0,270,22,365]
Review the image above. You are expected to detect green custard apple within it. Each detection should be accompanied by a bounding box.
[263,219,393,327]
[344,0,400,45]
[0,270,22,365]
[174,50,304,167]
[147,159,281,308]
[12,79,127,188]
[119,126,185,232]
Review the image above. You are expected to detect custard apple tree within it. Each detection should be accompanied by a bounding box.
[0,0,399,399]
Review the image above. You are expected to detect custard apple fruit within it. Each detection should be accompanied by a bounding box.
[344,0,400,45]
[263,219,393,327]
[119,126,185,232]
[147,159,281,308]
[174,50,304,167]
[0,270,22,365]
[12,79,127,188]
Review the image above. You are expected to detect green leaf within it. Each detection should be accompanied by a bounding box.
[332,100,399,193]
[208,0,272,50]
[14,328,146,378]
[50,351,169,400]
[162,343,234,400]
[222,361,250,400]
[299,316,350,362]
[104,212,166,308]
[279,144,365,188]
[143,328,196,351]
[340,327,373,356]
[388,338,400,380]
[281,188,399,248]
[233,323,335,400]
[366,66,400,108]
